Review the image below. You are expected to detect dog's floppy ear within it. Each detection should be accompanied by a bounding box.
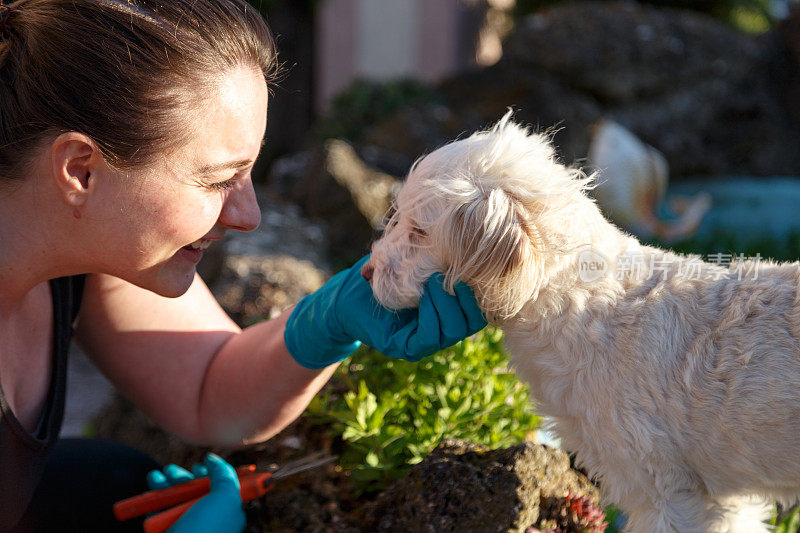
[436,188,544,323]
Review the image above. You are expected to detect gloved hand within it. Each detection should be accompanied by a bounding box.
[284,255,487,369]
[146,453,245,533]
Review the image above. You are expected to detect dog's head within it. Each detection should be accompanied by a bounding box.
[365,113,594,323]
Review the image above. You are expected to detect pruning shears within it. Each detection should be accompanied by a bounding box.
[113,451,336,533]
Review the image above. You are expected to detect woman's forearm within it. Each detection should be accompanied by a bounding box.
[196,307,339,447]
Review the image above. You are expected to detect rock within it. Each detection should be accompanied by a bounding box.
[360,439,601,533]
[223,187,331,268]
[267,141,401,264]
[500,2,797,175]
[506,3,760,102]
[213,254,327,325]
[363,103,466,165]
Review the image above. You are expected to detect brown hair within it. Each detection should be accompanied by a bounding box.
[0,0,277,181]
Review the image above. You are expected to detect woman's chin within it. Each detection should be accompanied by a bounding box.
[132,263,196,298]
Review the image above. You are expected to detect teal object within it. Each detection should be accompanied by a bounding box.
[146,454,245,533]
[284,255,487,368]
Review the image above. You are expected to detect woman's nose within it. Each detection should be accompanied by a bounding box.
[219,178,261,232]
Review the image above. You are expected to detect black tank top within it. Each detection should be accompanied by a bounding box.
[0,275,86,531]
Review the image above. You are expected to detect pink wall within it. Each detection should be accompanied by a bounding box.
[418,0,461,83]
[315,0,478,111]
[316,0,357,111]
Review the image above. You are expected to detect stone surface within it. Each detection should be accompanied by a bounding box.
[207,185,333,325]
[361,439,600,533]
[213,254,327,325]
[267,141,401,264]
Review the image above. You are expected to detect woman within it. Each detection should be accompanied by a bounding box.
[0,0,486,531]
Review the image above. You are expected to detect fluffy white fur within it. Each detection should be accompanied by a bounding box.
[365,113,800,532]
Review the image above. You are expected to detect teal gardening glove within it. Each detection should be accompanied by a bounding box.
[146,453,245,533]
[284,255,487,368]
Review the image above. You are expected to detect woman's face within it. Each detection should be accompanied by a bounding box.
[93,65,268,297]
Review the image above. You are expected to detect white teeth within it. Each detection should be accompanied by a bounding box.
[189,239,213,250]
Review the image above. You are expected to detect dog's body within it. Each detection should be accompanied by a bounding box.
[365,114,800,532]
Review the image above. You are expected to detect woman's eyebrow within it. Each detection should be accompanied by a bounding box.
[193,158,253,176]
[193,139,266,176]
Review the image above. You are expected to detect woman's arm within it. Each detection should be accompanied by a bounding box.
[76,259,485,448]
[75,272,337,447]
[195,309,338,445]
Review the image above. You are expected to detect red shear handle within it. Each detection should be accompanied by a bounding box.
[114,465,256,521]
[140,472,273,533]
[113,478,210,521]
[143,497,201,533]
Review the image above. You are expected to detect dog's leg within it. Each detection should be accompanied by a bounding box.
[622,489,710,533]
[603,462,711,533]
[705,495,771,533]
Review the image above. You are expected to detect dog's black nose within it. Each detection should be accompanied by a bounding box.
[361,261,374,282]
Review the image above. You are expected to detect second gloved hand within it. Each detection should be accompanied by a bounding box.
[284,255,487,368]
[147,453,245,533]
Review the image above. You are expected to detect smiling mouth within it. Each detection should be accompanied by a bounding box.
[185,239,213,251]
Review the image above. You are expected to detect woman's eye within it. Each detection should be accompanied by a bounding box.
[208,178,236,191]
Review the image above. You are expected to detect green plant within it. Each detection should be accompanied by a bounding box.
[773,504,800,532]
[306,327,540,494]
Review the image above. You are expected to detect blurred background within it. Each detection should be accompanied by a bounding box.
[250,0,800,267]
[69,1,800,531]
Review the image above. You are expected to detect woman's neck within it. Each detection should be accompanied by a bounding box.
[0,177,81,315]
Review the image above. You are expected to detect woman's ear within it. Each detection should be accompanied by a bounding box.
[49,132,102,207]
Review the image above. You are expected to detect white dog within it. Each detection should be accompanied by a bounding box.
[363,113,800,532]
